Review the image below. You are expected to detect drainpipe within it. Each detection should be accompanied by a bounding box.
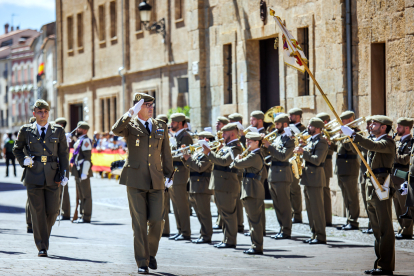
[346,0,353,111]
[121,0,126,112]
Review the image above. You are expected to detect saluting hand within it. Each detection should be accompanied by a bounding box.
[129,99,144,116]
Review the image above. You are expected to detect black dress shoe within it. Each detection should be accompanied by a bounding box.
[364,269,374,274]
[161,234,170,237]
[214,242,223,247]
[216,243,236,249]
[302,238,312,243]
[168,233,180,240]
[244,232,251,236]
[309,239,326,245]
[149,256,157,270]
[326,223,333,227]
[192,238,211,244]
[56,215,70,221]
[243,248,263,255]
[138,266,149,274]
[399,212,413,220]
[292,218,303,223]
[341,224,359,230]
[27,228,33,234]
[362,228,374,234]
[212,225,222,230]
[175,234,191,241]
[274,233,291,240]
[38,249,47,257]
[238,228,244,234]
[371,269,393,275]
[395,233,412,240]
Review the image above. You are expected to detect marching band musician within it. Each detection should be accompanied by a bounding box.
[169,113,193,241]
[341,115,396,275]
[232,132,265,255]
[262,113,295,239]
[294,118,329,244]
[228,113,245,146]
[288,108,306,223]
[181,131,215,244]
[203,122,243,249]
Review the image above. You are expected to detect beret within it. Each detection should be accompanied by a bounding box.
[366,116,373,122]
[134,92,154,102]
[397,117,413,128]
[250,110,265,120]
[340,110,355,120]
[217,116,229,124]
[371,115,393,126]
[274,113,289,123]
[29,117,36,123]
[309,117,325,129]
[156,114,168,123]
[55,117,67,124]
[246,132,262,141]
[77,121,90,130]
[288,108,303,116]
[221,122,238,132]
[316,112,330,122]
[198,131,214,139]
[33,99,50,111]
[228,113,243,122]
[170,113,186,122]
[185,116,190,123]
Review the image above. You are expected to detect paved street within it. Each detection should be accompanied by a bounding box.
[1,161,414,275]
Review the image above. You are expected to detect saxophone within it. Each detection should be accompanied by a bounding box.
[289,135,303,179]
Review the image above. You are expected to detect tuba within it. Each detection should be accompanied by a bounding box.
[264,106,285,133]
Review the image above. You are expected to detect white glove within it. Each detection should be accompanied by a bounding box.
[169,137,177,148]
[81,173,88,180]
[401,182,408,196]
[61,177,69,186]
[341,126,355,137]
[284,127,292,137]
[129,99,144,116]
[235,122,244,131]
[23,156,34,167]
[165,177,173,188]
[187,123,192,131]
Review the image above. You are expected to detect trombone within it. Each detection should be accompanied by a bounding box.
[324,117,366,140]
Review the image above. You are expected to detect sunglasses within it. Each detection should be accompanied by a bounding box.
[143,103,155,108]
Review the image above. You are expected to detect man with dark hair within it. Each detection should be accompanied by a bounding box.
[4,133,16,177]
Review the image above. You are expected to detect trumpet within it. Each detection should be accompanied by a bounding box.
[324,119,339,130]
[229,146,251,169]
[172,138,224,157]
[263,129,280,143]
[243,125,253,135]
[324,117,366,139]
[335,129,369,143]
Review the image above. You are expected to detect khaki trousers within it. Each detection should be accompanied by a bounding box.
[324,177,332,225]
[162,190,170,235]
[169,184,191,236]
[393,192,413,236]
[290,177,302,220]
[243,197,264,251]
[127,187,164,268]
[58,184,71,218]
[189,193,213,240]
[360,180,372,229]
[27,184,60,250]
[338,175,360,227]
[26,198,32,227]
[75,175,92,221]
[304,186,326,242]
[236,197,244,231]
[215,191,238,245]
[366,190,395,271]
[269,182,292,236]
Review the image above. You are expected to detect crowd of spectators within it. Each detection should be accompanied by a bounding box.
[92,131,127,151]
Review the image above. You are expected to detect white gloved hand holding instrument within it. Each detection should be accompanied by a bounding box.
[24,156,34,167]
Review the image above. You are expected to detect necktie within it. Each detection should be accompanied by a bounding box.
[41,127,46,140]
[145,122,150,134]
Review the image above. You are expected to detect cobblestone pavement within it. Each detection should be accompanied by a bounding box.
[1,161,414,275]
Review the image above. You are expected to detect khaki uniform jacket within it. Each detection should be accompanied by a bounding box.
[392,135,412,186]
[266,134,295,183]
[301,134,329,187]
[207,140,243,193]
[71,135,93,178]
[182,151,213,194]
[172,130,193,185]
[332,131,360,176]
[112,113,173,190]
[258,128,268,182]
[296,123,306,132]
[324,146,334,178]
[406,145,414,207]
[13,122,69,186]
[233,150,265,200]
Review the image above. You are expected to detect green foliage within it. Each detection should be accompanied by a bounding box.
[167,106,190,119]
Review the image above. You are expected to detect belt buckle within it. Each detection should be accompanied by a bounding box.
[41,156,47,163]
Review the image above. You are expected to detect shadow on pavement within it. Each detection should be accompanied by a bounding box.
[90,222,125,226]
[327,244,373,249]
[51,235,80,239]
[0,182,26,192]
[154,273,180,276]
[49,255,108,263]
[0,204,25,213]
[263,254,313,259]
[0,250,25,255]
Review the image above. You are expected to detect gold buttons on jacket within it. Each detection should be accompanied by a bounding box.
[43,141,46,143]
[149,154,151,157]
[128,165,130,167]
[149,163,151,166]
[149,136,152,138]
[149,145,151,147]
[280,170,282,172]
[197,179,200,181]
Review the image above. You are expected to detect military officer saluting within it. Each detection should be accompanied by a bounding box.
[71,121,93,223]
[13,99,69,257]
[262,114,295,239]
[294,118,329,244]
[112,93,173,274]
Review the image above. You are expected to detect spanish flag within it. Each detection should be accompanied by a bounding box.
[38,62,45,76]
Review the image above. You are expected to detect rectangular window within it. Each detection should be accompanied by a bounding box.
[67,16,74,50]
[175,0,183,20]
[110,1,117,38]
[150,0,156,23]
[101,98,105,132]
[113,97,117,124]
[135,0,141,31]
[371,43,386,115]
[223,44,233,104]
[99,5,106,41]
[107,98,111,132]
[297,27,309,96]
[77,13,84,48]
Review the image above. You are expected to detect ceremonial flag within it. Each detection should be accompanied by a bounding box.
[270,8,308,72]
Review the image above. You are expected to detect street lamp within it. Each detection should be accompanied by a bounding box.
[138,0,166,41]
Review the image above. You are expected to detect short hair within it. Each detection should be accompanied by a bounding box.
[7,133,12,139]
[58,121,67,128]
[385,125,392,134]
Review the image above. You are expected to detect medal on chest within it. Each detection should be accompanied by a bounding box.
[136,138,140,147]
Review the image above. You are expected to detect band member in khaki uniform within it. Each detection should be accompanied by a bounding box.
[169,113,193,241]
[203,123,243,248]
[316,112,334,226]
[229,113,246,147]
[232,132,265,254]
[342,115,395,275]
[25,116,37,233]
[263,114,295,239]
[294,118,329,244]
[13,99,69,257]
[71,121,93,223]
[182,131,214,243]
[288,107,306,223]
[112,93,173,274]
[402,134,414,225]
[392,118,413,240]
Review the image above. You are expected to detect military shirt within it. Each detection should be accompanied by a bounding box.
[300,133,329,187]
[392,135,412,186]
[182,150,213,194]
[171,130,193,185]
[266,134,295,183]
[71,134,93,178]
[233,150,265,199]
[331,129,360,176]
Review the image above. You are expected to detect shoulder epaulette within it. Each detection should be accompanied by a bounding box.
[156,118,166,125]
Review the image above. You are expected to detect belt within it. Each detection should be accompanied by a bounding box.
[326,154,332,159]
[365,167,391,178]
[214,165,239,174]
[394,163,410,170]
[243,172,262,180]
[305,161,325,167]
[337,154,358,159]
[271,161,290,166]
[33,156,58,162]
[173,161,184,167]
[190,172,211,177]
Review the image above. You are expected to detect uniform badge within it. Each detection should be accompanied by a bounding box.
[136,138,140,146]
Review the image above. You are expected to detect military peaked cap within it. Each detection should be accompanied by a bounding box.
[309,117,325,129]
[33,99,50,111]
